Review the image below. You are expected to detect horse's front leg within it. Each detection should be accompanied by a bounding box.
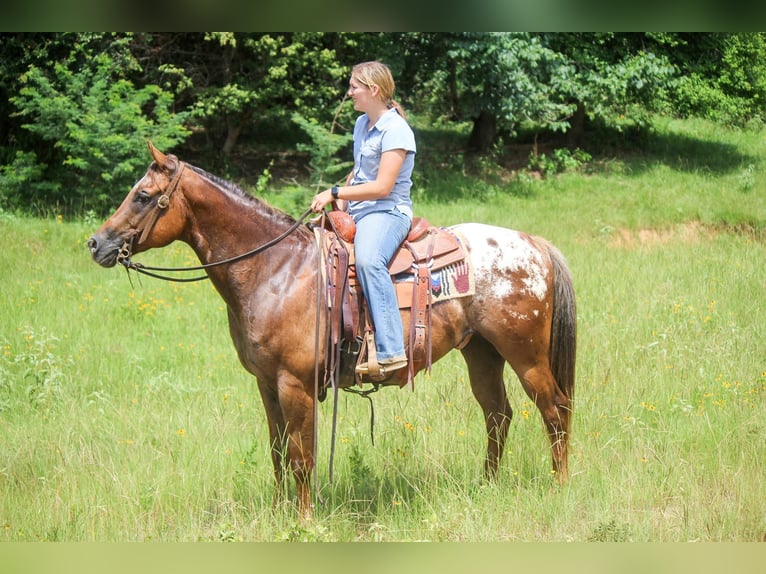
[277,373,316,520]
[256,378,290,509]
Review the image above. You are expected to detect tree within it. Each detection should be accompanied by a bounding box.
[652,33,766,125]
[402,33,677,152]
[405,33,576,152]
[183,33,355,157]
[0,33,79,165]
[3,34,189,214]
[533,34,677,146]
[2,32,764,215]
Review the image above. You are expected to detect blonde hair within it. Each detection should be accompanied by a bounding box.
[352,61,407,121]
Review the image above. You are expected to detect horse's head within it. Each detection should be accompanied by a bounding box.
[88,142,189,268]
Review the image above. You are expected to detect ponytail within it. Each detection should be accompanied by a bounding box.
[387,98,407,122]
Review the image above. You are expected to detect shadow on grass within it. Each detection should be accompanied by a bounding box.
[590,124,760,176]
[410,118,762,204]
[314,449,554,532]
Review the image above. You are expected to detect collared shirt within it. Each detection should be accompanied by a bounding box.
[348,108,416,222]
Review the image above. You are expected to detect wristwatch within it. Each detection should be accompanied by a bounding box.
[331,186,339,200]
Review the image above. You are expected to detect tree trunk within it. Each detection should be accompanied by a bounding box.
[467,110,497,153]
[222,123,242,156]
[567,102,586,148]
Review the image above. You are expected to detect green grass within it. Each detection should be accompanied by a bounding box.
[1,116,764,541]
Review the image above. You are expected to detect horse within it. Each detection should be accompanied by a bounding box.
[88,142,577,518]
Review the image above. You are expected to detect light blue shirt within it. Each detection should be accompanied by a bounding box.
[348,108,416,222]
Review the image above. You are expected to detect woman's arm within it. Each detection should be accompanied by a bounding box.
[311,149,406,212]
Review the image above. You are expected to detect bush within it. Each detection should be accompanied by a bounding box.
[292,112,352,190]
[7,49,189,215]
[527,147,592,177]
[670,34,766,126]
[0,150,57,214]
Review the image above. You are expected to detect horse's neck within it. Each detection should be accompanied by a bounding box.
[182,183,313,297]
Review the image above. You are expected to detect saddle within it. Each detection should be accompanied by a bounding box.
[315,210,468,394]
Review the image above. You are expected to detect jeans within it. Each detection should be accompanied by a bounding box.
[354,208,411,361]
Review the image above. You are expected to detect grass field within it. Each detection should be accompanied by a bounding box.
[0,117,764,541]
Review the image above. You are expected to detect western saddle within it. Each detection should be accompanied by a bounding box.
[314,210,467,397]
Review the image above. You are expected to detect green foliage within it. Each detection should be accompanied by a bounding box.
[253,160,274,196]
[192,82,258,119]
[588,519,632,542]
[0,327,68,412]
[589,51,676,126]
[417,33,577,136]
[188,33,353,153]
[671,33,766,126]
[262,185,314,216]
[719,34,766,111]
[674,73,743,124]
[527,147,592,177]
[5,39,189,214]
[292,112,352,190]
[2,33,766,217]
[545,34,677,132]
[400,32,680,154]
[0,150,56,213]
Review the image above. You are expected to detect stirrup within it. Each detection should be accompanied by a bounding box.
[356,331,381,377]
[355,358,408,376]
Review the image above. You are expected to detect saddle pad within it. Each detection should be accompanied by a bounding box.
[393,232,475,309]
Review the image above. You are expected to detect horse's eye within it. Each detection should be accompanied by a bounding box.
[134,191,151,206]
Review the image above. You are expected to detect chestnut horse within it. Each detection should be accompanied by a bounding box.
[88,143,576,518]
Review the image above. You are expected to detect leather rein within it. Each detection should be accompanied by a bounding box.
[115,160,355,507]
[116,161,313,282]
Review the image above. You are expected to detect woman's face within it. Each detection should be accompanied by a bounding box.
[347,76,379,113]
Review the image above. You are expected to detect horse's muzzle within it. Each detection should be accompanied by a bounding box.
[87,233,120,268]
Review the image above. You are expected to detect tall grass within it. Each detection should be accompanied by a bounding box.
[0,117,764,541]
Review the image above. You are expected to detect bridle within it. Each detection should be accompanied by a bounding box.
[116,161,312,282]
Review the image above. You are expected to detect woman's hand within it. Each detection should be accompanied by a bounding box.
[311,189,334,213]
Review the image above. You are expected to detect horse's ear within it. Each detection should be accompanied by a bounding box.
[147,141,177,173]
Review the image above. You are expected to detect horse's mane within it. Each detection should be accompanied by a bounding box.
[186,164,312,239]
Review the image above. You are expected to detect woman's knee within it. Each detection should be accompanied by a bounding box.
[354,249,386,271]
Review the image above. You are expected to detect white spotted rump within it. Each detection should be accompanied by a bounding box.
[453,222,550,302]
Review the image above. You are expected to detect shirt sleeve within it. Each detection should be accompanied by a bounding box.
[381,115,416,154]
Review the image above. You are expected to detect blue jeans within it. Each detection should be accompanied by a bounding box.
[354,209,411,361]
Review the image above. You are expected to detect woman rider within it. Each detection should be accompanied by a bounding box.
[311,61,416,377]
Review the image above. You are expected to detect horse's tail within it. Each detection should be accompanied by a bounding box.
[545,241,577,402]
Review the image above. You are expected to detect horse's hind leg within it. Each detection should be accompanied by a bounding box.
[461,336,513,479]
[517,363,571,481]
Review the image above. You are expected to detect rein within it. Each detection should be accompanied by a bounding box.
[115,163,368,506]
[116,162,313,282]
